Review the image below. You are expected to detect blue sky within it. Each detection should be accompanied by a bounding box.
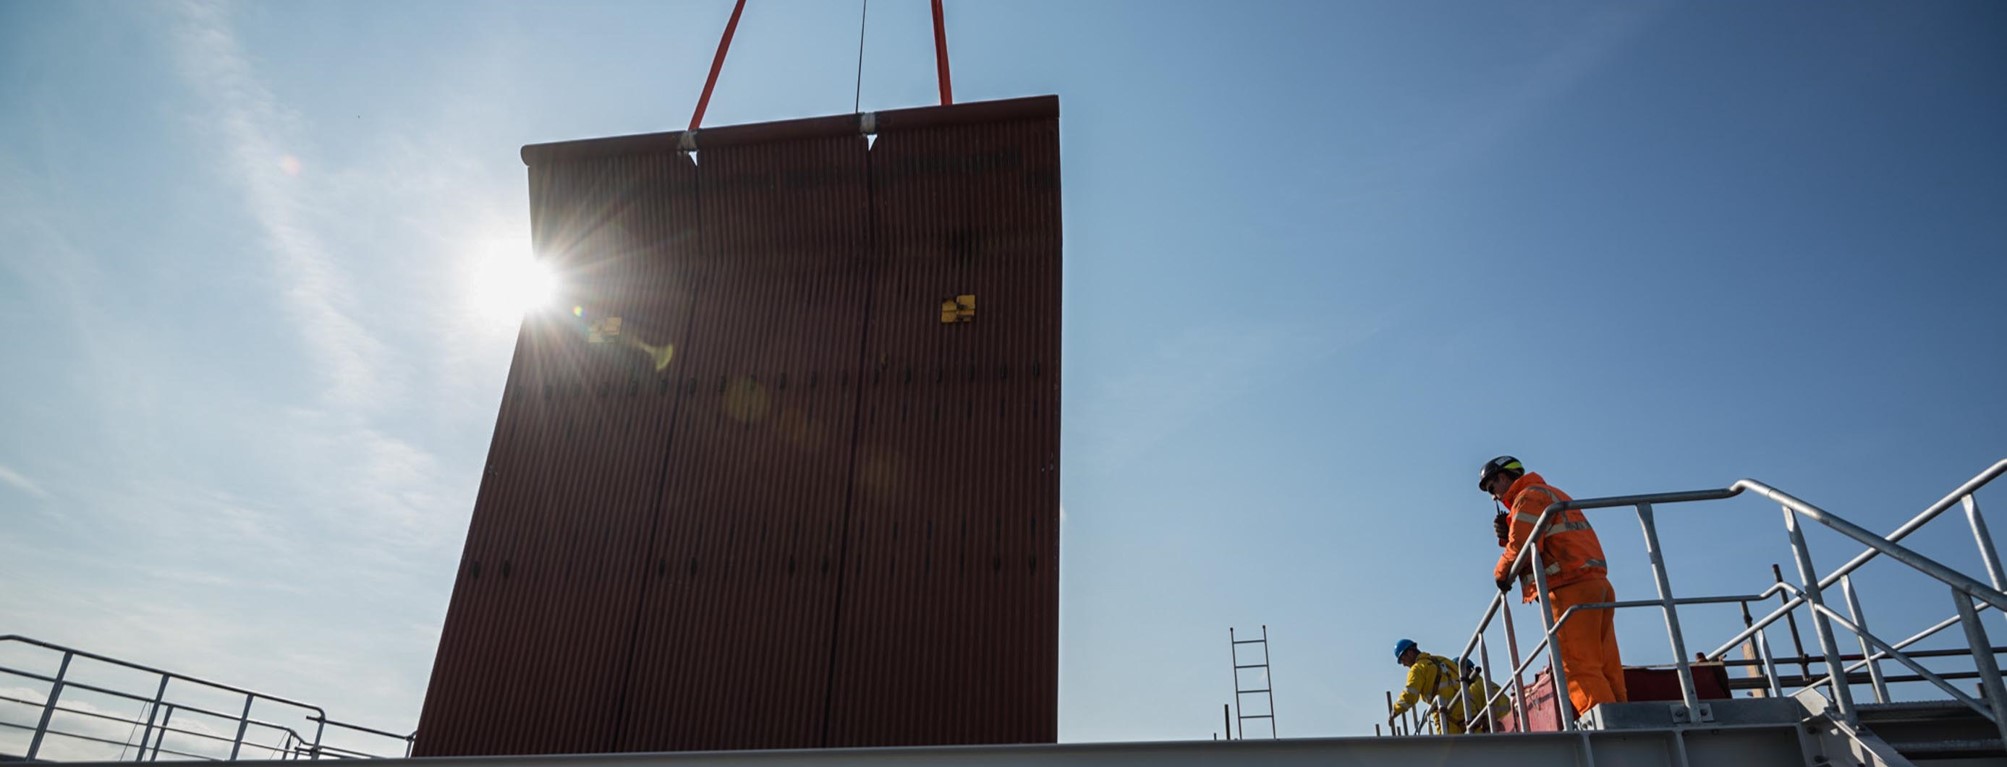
[2,0,2005,748]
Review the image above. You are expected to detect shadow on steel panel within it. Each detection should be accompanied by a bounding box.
[415,96,1060,756]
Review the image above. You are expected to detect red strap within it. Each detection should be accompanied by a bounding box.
[689,0,748,132]
[930,0,952,105]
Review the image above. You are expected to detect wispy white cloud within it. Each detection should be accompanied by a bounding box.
[4,2,525,745]
[168,0,390,410]
[277,407,466,550]
[0,465,51,499]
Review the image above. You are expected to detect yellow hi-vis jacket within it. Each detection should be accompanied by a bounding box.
[1464,672,1511,727]
[1391,652,1467,720]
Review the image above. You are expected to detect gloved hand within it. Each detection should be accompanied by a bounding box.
[1387,712,1401,729]
[1493,511,1510,546]
[1495,577,1512,594]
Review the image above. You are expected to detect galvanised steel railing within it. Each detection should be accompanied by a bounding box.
[1379,458,2007,741]
[0,635,412,761]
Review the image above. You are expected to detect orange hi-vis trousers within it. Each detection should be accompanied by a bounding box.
[1549,577,1627,716]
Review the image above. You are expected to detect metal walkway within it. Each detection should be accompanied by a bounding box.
[14,459,2007,766]
[1381,457,2007,766]
[18,702,1949,767]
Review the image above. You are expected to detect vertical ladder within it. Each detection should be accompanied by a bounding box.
[1229,625,1279,739]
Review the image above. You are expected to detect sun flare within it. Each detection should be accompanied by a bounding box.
[469,241,559,323]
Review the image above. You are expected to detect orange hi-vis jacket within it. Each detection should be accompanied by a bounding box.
[1493,472,1609,603]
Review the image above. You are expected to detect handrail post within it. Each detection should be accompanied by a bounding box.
[1384,691,1397,736]
[1446,681,1464,734]
[1500,596,1530,729]
[1773,564,1813,682]
[230,692,254,760]
[135,675,171,760]
[1783,505,1857,722]
[1754,626,1783,698]
[151,704,175,761]
[1965,495,2006,590]
[1840,575,1890,703]
[1637,502,1704,721]
[1530,543,1577,728]
[1965,495,2007,635]
[1478,635,1499,733]
[25,650,73,761]
[1954,590,2007,747]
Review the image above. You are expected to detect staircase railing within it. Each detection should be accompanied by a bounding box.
[1379,458,2007,739]
[0,635,412,761]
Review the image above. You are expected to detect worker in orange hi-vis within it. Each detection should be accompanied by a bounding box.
[1482,456,1628,717]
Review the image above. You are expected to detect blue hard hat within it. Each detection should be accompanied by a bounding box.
[1394,639,1417,660]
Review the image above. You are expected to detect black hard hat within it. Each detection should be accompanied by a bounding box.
[1479,456,1524,491]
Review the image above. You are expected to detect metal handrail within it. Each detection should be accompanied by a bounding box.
[1762,581,2000,719]
[0,701,269,762]
[4,699,303,762]
[1733,476,2007,733]
[1476,486,1745,730]
[0,635,413,761]
[0,636,329,716]
[1383,458,2007,738]
[1433,592,1786,734]
[0,670,317,741]
[304,716,411,746]
[1707,459,2007,662]
[0,719,221,762]
[0,671,321,760]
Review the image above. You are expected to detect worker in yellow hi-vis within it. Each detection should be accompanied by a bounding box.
[1456,657,1513,732]
[1389,639,1488,734]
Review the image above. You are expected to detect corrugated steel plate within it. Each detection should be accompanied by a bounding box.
[417,96,1058,756]
[417,151,701,756]
[826,100,1060,747]
[616,131,870,752]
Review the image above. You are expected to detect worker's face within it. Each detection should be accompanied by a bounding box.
[1398,648,1418,667]
[1483,473,1508,502]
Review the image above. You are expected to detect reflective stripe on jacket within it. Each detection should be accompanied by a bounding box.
[1491,472,1609,603]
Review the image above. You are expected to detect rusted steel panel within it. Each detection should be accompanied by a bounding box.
[417,151,700,756]
[616,134,870,752]
[826,99,1060,746]
[420,96,1057,756]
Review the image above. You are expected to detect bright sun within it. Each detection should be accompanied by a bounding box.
[469,241,559,324]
